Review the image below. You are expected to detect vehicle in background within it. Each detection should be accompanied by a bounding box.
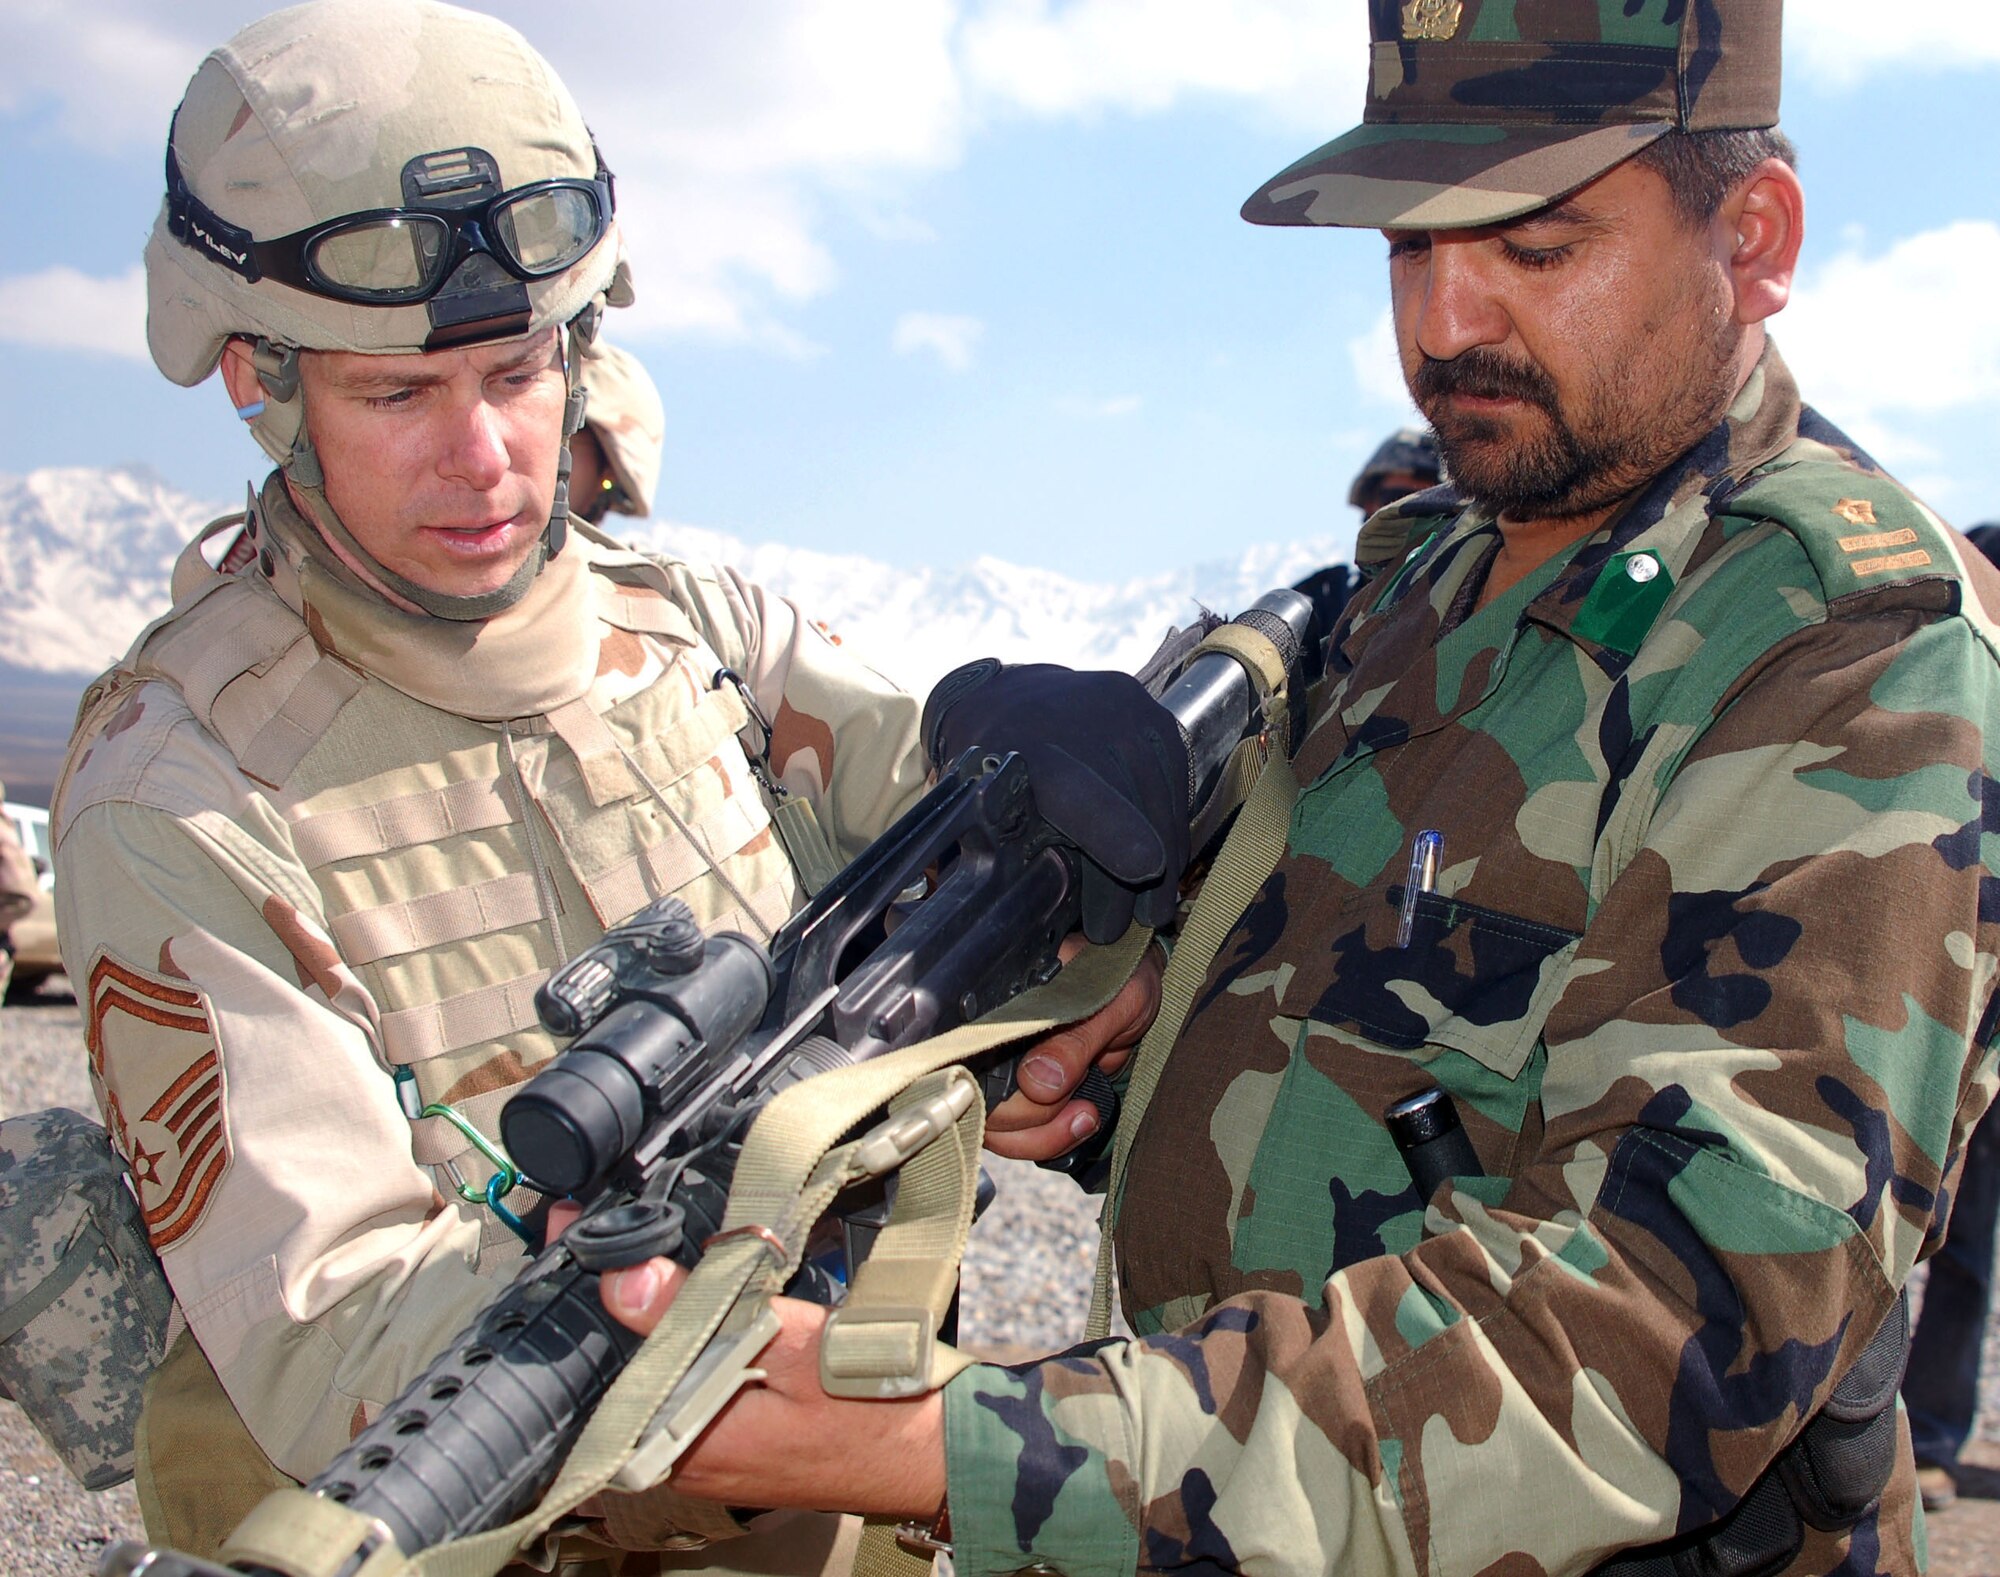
[3,801,60,997]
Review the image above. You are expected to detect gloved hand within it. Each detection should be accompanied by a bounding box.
[922,661,1191,943]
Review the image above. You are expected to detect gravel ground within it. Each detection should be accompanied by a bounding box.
[5,976,1998,1574]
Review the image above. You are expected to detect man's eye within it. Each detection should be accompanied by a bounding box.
[1387,235,1431,260]
[366,389,417,409]
[1502,240,1572,271]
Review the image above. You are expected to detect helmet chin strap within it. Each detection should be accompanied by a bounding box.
[247,308,601,622]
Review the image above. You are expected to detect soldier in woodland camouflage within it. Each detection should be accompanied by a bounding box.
[52,2,923,1569]
[595,4,2000,1576]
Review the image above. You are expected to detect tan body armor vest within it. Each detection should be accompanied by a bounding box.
[70,523,803,1210]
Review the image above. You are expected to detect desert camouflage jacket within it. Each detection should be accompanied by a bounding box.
[52,481,925,1500]
[944,348,2000,1576]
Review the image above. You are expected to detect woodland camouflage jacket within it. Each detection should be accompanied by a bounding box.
[943,347,2000,1577]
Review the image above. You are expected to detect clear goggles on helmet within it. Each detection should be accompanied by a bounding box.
[166,143,615,307]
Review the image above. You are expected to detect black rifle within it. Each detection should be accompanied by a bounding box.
[108,590,1319,1577]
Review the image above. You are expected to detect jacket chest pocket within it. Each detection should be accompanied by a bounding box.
[1302,878,1582,1081]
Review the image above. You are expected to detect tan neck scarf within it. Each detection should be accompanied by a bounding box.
[255,473,601,722]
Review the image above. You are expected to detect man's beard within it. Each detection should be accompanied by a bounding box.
[1411,304,1742,522]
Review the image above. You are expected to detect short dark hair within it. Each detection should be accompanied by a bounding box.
[1634,127,1798,226]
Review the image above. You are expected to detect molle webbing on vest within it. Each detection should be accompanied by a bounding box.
[328,871,547,966]
[574,793,770,928]
[376,971,552,1067]
[289,778,519,867]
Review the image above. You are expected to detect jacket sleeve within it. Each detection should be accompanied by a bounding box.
[941,601,2000,1577]
[647,559,928,860]
[55,693,522,1482]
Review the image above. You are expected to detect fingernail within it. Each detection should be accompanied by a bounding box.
[1069,1109,1099,1141]
[1022,1055,1066,1095]
[607,1260,664,1319]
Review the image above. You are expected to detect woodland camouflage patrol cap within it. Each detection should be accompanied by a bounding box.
[1243,0,1783,231]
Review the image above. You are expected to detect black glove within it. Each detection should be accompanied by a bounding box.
[923,661,1191,943]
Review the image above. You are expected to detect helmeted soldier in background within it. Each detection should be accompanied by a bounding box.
[1294,426,1449,638]
[591,5,2000,1575]
[570,337,665,525]
[1349,426,1443,523]
[52,1,924,1569]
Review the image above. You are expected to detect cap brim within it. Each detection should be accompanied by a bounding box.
[1242,120,1670,230]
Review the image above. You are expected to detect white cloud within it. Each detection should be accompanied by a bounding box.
[1055,393,1142,418]
[893,311,986,371]
[1779,220,2000,422]
[959,0,1363,131]
[0,1,218,153]
[1788,4,2000,90]
[0,1,1370,356]
[0,266,147,360]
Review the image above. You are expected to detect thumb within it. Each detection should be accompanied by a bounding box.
[601,1257,686,1335]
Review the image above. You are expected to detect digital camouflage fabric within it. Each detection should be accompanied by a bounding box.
[0,1107,174,1490]
[1242,0,1783,230]
[940,347,2000,1576]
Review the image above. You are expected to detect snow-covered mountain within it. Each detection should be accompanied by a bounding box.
[0,465,1353,693]
[0,467,228,678]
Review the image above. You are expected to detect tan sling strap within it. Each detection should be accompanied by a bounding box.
[1086,755,1300,1339]
[214,928,1154,1577]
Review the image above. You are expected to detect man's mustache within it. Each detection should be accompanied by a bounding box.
[1412,350,1561,415]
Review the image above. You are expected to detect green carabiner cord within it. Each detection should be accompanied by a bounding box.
[415,1094,534,1246]
[421,1100,521,1202]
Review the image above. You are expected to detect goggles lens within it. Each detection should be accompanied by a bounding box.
[308,216,451,298]
[493,186,603,275]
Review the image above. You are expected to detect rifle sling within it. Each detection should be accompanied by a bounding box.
[218,927,1157,1577]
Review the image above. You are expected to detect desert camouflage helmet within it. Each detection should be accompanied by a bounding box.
[146,0,628,469]
[1244,0,1783,231]
[577,338,665,518]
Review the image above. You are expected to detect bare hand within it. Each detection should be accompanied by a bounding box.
[983,935,1163,1163]
[587,1256,946,1518]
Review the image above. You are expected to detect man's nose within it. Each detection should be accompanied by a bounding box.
[440,396,510,490]
[1408,242,1510,363]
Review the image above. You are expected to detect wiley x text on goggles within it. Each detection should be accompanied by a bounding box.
[165,140,615,308]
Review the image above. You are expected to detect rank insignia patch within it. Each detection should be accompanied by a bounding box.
[86,952,226,1251]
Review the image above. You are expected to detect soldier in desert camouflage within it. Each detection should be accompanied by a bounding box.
[51,1,926,1569]
[598,3,2000,1574]
[569,337,666,526]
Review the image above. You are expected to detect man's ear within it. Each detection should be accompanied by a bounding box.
[1720,157,1805,327]
[218,337,264,412]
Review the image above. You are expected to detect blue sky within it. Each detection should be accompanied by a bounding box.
[0,0,1996,582]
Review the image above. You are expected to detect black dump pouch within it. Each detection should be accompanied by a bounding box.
[1593,1291,1910,1577]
